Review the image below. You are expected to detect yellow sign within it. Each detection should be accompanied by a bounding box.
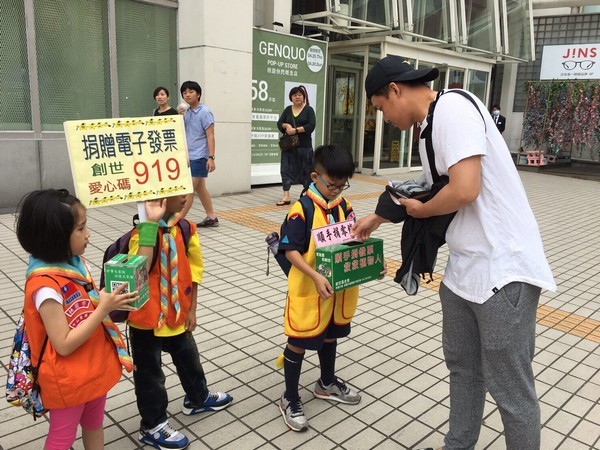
[64,116,192,208]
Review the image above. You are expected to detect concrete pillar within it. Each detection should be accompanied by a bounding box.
[178,0,253,195]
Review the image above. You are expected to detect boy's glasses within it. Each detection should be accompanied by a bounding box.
[316,172,350,192]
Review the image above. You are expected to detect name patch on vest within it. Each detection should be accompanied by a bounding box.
[65,299,92,329]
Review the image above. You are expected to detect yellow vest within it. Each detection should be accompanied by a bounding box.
[284,197,359,338]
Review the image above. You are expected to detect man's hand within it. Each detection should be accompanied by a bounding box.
[398,198,427,218]
[351,213,387,241]
[206,158,216,173]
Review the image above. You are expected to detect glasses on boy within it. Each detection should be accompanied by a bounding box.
[315,172,350,192]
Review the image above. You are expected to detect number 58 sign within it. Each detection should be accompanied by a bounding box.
[64,116,193,208]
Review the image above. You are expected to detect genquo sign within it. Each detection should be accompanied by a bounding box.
[540,44,599,80]
[257,41,325,73]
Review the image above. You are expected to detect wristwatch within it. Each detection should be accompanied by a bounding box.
[208,155,215,160]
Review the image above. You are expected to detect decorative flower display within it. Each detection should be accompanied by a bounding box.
[522,81,600,160]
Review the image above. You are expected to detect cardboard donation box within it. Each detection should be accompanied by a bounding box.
[315,238,384,292]
[104,254,149,309]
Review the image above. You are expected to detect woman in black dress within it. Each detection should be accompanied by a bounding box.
[152,86,178,116]
[276,85,316,206]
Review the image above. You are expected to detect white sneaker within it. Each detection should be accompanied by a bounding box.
[139,421,189,450]
[279,393,308,432]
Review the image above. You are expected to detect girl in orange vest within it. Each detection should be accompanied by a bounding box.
[16,189,135,450]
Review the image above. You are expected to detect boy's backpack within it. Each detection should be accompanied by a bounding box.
[99,214,192,322]
[266,195,347,277]
[6,312,49,420]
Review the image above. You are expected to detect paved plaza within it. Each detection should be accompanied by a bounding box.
[0,170,599,450]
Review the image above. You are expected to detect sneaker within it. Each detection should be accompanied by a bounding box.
[197,217,219,227]
[139,421,189,450]
[279,393,308,432]
[181,391,233,415]
[313,377,361,404]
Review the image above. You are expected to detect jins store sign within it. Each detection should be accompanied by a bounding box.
[540,44,599,80]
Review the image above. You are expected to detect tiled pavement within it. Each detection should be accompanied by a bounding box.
[0,170,599,450]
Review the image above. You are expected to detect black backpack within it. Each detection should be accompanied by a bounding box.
[99,214,192,321]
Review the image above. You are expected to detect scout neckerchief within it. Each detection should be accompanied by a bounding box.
[306,183,343,224]
[156,214,182,329]
[26,256,133,372]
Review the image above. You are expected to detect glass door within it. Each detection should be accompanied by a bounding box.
[328,67,360,166]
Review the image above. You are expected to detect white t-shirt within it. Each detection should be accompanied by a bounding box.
[34,287,63,309]
[419,90,556,303]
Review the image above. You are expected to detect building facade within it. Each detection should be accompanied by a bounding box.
[1,0,596,208]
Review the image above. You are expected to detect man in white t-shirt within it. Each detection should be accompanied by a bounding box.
[353,56,556,450]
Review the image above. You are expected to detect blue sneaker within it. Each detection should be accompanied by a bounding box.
[181,391,233,415]
[139,421,189,450]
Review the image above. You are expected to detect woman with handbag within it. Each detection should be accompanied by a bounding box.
[276,85,316,206]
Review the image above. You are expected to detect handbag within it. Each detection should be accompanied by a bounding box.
[278,114,299,151]
[278,133,299,152]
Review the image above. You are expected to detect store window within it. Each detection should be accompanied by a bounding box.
[449,68,465,88]
[460,0,497,53]
[0,0,32,131]
[116,0,178,117]
[35,0,111,131]
[467,70,488,102]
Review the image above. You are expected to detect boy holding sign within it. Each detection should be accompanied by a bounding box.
[127,194,232,449]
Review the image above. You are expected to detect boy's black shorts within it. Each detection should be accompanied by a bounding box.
[287,322,351,351]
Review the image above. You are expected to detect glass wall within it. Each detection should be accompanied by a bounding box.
[504,0,533,61]
[348,0,394,27]
[0,0,178,132]
[0,0,32,130]
[378,57,417,171]
[116,0,178,117]
[460,0,497,53]
[296,1,532,61]
[412,0,452,42]
[35,0,112,131]
[467,69,488,102]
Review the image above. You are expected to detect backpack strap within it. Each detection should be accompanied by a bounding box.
[298,195,314,253]
[421,89,486,182]
[176,218,192,252]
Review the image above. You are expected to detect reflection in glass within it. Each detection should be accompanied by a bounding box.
[449,68,465,89]
[504,0,533,60]
[461,0,496,53]
[467,70,488,102]
[412,0,451,42]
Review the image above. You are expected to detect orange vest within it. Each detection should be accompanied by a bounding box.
[127,226,194,329]
[23,274,122,409]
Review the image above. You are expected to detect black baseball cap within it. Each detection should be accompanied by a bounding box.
[365,55,439,98]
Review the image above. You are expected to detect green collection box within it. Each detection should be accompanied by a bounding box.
[315,238,384,292]
[104,254,149,310]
